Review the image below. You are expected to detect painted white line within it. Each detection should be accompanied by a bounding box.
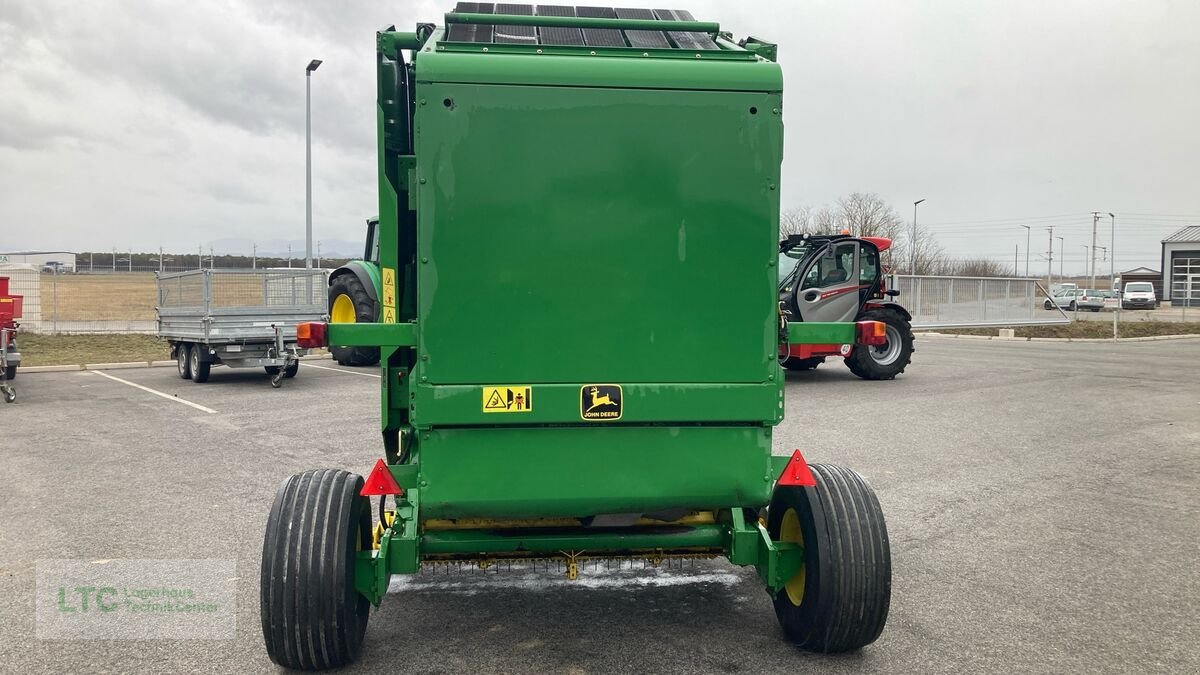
[303,363,381,379]
[91,370,218,414]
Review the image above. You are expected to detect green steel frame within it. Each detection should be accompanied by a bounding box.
[341,10,845,604]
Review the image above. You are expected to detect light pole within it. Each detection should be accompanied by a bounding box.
[911,199,925,274]
[1109,213,1117,341]
[1080,245,1088,277]
[1020,225,1031,276]
[306,59,322,297]
[1056,236,1063,278]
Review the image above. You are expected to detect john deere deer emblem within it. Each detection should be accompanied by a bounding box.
[580,385,622,421]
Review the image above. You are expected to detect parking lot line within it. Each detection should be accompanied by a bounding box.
[91,370,218,414]
[303,363,381,379]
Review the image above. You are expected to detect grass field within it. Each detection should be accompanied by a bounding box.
[929,321,1200,339]
[42,273,156,320]
[18,334,169,366]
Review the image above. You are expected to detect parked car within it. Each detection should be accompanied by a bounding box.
[1044,288,1082,310]
[1075,289,1106,312]
[1122,282,1158,309]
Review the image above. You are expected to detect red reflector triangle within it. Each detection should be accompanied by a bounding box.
[777,449,816,487]
[361,458,404,496]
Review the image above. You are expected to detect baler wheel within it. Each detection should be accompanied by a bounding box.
[329,275,380,367]
[261,469,372,670]
[767,463,891,652]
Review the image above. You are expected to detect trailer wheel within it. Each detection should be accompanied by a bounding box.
[845,309,913,380]
[284,360,299,378]
[177,344,192,380]
[329,274,380,367]
[189,345,210,383]
[261,469,372,670]
[767,463,891,652]
[782,356,824,371]
[3,366,13,382]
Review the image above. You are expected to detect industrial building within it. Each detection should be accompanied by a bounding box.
[0,251,76,272]
[1162,226,1200,308]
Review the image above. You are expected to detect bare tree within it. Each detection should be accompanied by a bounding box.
[948,258,1010,277]
[836,192,905,239]
[779,206,813,237]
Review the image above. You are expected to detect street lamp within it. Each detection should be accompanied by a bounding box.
[1109,213,1117,340]
[911,199,925,274]
[306,59,322,299]
[1019,225,1031,276]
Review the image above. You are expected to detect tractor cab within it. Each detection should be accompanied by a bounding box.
[779,234,892,323]
[778,234,914,379]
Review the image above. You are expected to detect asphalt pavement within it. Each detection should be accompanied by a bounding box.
[1,338,1197,674]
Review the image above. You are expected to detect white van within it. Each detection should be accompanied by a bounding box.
[1122,282,1157,310]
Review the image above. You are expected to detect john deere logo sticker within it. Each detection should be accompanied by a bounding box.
[581,385,622,421]
[482,386,532,413]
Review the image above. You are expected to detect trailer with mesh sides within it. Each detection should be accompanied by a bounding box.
[156,269,326,387]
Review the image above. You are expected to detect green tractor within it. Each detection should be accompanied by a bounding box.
[263,6,891,670]
[327,218,382,366]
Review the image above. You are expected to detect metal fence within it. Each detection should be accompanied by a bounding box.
[889,275,1069,329]
[0,264,329,335]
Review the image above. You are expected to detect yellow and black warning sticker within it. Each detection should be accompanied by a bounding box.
[580,384,622,421]
[381,267,396,323]
[482,386,533,413]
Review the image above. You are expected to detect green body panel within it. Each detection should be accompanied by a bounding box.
[416,425,773,519]
[415,82,781,385]
[417,48,782,91]
[786,321,859,345]
[410,381,780,427]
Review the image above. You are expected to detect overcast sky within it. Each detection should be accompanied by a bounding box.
[1,0,1197,271]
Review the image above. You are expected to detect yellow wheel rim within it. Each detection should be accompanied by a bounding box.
[781,508,806,606]
[331,294,357,323]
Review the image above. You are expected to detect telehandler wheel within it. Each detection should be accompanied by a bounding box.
[845,309,913,380]
[177,344,192,380]
[328,274,380,367]
[782,356,824,371]
[261,469,372,670]
[767,463,891,653]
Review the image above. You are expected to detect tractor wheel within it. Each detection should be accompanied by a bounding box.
[845,309,913,380]
[329,274,380,367]
[767,463,891,653]
[177,344,192,380]
[261,469,372,670]
[189,345,210,383]
[782,356,825,371]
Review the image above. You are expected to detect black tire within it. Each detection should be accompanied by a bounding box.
[190,345,210,383]
[177,343,192,380]
[1068,301,1076,311]
[767,463,891,653]
[782,356,825,371]
[266,361,300,378]
[4,366,14,381]
[329,274,380,367]
[261,469,372,670]
[1043,300,1053,310]
[845,309,914,381]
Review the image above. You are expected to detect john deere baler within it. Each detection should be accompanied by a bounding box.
[261,6,891,669]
